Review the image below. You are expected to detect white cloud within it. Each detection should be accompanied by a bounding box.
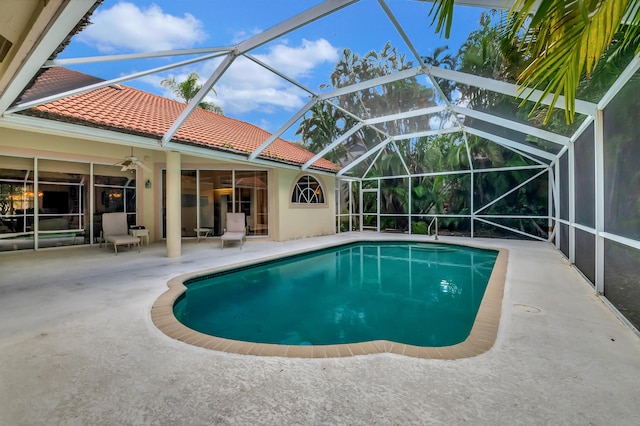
[254,39,339,79]
[77,2,206,53]
[217,39,339,114]
[150,38,339,116]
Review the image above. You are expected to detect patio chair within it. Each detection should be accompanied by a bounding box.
[220,212,246,249]
[102,212,140,255]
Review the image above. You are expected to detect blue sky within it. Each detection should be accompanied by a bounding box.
[59,1,487,140]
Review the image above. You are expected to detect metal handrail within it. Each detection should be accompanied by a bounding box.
[428,216,439,240]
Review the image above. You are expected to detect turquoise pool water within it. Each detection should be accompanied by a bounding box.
[174,241,498,347]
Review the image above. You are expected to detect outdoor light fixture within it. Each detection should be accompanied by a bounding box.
[145,179,152,189]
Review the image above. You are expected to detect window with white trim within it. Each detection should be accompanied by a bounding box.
[291,175,324,204]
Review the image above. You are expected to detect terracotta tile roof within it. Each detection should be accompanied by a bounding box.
[19,67,339,172]
[14,68,104,105]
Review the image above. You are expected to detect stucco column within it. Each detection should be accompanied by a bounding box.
[166,150,181,258]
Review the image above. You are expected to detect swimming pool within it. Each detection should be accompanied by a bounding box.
[152,239,508,359]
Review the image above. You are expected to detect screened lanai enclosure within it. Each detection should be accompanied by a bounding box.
[0,1,639,332]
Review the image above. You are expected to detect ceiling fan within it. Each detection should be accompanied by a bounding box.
[114,147,150,172]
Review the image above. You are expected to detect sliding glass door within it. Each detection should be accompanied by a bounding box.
[161,169,268,239]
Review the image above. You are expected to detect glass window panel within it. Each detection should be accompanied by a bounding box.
[1,158,92,250]
[162,169,269,239]
[38,168,88,247]
[180,170,197,238]
[209,170,233,236]
[125,188,136,214]
[574,228,595,286]
[0,158,35,251]
[198,171,216,231]
[603,71,640,240]
[38,173,89,248]
[291,175,324,204]
[0,162,34,237]
[252,171,269,236]
[236,170,268,236]
[41,163,89,246]
[94,161,136,233]
[39,172,84,216]
[574,123,595,227]
[604,239,640,330]
[96,188,124,213]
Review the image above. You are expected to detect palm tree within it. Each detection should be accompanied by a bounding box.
[160,72,224,115]
[427,0,640,123]
[295,102,348,163]
[422,45,458,100]
[298,42,435,168]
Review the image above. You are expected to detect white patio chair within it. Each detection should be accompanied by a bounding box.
[220,212,246,249]
[102,212,140,255]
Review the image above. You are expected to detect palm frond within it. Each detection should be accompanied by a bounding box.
[426,0,455,38]
[511,0,636,123]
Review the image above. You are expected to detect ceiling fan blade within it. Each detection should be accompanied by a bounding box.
[114,151,149,173]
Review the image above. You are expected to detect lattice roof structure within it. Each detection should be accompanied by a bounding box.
[4,0,635,179]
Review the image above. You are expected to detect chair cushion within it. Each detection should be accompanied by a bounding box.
[220,232,245,241]
[106,234,139,245]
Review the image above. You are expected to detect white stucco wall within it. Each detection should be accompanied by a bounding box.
[1,126,338,246]
[272,168,335,241]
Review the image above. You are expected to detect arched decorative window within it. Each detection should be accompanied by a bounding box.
[291,175,325,204]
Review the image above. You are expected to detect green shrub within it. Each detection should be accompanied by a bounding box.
[412,220,429,234]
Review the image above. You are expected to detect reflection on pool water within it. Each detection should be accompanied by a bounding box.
[173,241,498,347]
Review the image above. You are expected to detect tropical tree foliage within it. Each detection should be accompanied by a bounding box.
[295,102,347,164]
[301,6,638,237]
[296,42,434,162]
[427,0,640,123]
[161,72,224,114]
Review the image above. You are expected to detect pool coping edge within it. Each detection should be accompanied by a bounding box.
[151,239,508,360]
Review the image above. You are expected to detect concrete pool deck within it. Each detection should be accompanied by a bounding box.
[1,234,639,425]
